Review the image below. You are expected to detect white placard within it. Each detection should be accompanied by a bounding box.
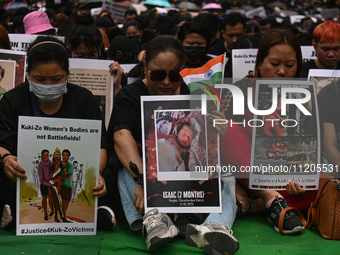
[17,116,101,236]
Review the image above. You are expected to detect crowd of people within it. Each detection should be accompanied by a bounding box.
[0,1,339,255]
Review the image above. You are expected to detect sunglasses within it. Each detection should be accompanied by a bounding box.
[147,64,183,82]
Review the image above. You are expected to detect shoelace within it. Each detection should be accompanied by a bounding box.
[210,224,233,235]
[142,213,161,236]
[273,196,290,217]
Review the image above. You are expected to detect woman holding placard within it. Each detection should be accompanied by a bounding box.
[0,36,111,228]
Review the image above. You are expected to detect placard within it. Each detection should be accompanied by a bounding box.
[68,58,114,127]
[0,59,16,100]
[17,116,101,236]
[8,34,64,52]
[308,69,340,94]
[141,95,221,213]
[0,49,26,87]
[232,48,258,81]
[249,80,320,190]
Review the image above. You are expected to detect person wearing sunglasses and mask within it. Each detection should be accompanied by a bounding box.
[177,21,212,69]
[0,36,112,229]
[108,35,239,255]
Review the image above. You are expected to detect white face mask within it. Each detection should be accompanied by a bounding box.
[28,77,67,102]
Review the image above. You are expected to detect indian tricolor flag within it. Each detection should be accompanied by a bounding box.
[180,54,226,89]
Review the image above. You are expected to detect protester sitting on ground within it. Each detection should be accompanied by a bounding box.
[177,21,212,68]
[318,78,340,179]
[65,13,124,96]
[123,18,146,59]
[108,35,137,65]
[208,12,247,78]
[194,13,222,48]
[0,36,110,229]
[220,29,315,234]
[23,11,56,35]
[124,9,137,23]
[302,20,340,77]
[108,35,239,255]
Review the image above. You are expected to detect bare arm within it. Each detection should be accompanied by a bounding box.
[109,62,124,97]
[92,148,108,197]
[114,129,143,177]
[114,129,144,215]
[0,147,26,181]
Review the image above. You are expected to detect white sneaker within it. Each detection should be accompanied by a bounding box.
[143,209,179,251]
[186,223,239,255]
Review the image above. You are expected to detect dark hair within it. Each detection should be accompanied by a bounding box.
[0,66,4,78]
[194,13,220,41]
[177,21,211,47]
[222,13,247,31]
[106,26,125,43]
[296,32,313,46]
[255,29,302,78]
[41,149,49,155]
[66,14,104,59]
[233,34,255,49]
[125,9,137,18]
[108,35,135,63]
[27,36,69,75]
[144,35,185,67]
[124,18,143,32]
[0,25,11,50]
[177,121,197,138]
[133,35,185,78]
[62,149,71,156]
[95,16,114,30]
[154,15,176,36]
[246,22,260,35]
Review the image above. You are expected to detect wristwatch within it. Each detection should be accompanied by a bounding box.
[0,153,11,168]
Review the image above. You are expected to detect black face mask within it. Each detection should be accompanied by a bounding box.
[184,46,206,63]
[128,35,140,45]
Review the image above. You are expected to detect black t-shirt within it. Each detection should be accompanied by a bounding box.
[318,80,340,177]
[208,41,226,56]
[207,42,232,78]
[0,82,108,155]
[302,59,340,78]
[107,79,190,155]
[184,54,213,69]
[318,80,340,132]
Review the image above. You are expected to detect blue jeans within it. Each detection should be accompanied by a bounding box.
[203,176,236,230]
[118,167,143,231]
[118,168,236,231]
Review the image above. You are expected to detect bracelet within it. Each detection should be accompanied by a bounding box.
[136,172,143,186]
[2,153,11,160]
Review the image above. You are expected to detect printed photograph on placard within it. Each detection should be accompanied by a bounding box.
[308,69,340,95]
[254,83,316,138]
[155,109,208,181]
[250,80,320,190]
[141,95,221,213]
[0,59,16,100]
[0,49,26,87]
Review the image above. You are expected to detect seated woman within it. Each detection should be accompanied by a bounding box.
[177,21,213,68]
[108,35,238,255]
[220,29,316,234]
[318,79,340,179]
[65,13,124,96]
[0,36,109,228]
